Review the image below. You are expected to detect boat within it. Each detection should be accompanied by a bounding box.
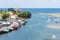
[18,19,27,25]
[0,19,27,34]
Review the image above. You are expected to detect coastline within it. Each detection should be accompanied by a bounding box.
[46,24,60,29]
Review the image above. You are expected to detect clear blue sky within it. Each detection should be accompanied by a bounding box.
[0,0,60,8]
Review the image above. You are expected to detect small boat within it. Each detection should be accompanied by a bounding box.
[0,27,9,34]
[2,27,9,32]
[0,22,12,33]
[18,20,27,25]
[12,26,18,30]
[0,19,27,34]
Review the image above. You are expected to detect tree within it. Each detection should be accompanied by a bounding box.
[2,13,10,19]
[25,11,31,18]
[17,11,31,18]
[8,8,15,12]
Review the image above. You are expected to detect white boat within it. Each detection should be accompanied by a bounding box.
[0,19,26,34]
[1,27,9,32]
[0,24,10,32]
[18,20,27,25]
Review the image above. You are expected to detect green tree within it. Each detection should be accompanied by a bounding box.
[2,13,10,19]
[17,11,31,18]
[8,8,15,12]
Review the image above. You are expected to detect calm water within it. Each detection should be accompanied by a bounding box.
[1,8,60,13]
[0,8,60,40]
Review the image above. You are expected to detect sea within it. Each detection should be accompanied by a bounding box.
[0,8,60,13]
[0,8,60,40]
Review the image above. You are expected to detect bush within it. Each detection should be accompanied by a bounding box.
[2,13,10,19]
[17,11,31,18]
[8,8,15,12]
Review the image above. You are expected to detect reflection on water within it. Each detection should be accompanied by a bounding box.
[0,13,60,40]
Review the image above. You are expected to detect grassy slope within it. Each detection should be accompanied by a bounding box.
[0,12,6,16]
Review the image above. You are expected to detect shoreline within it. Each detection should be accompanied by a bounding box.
[46,24,60,29]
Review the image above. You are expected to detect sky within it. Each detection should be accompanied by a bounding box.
[0,0,60,8]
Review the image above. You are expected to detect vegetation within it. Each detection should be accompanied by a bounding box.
[8,8,15,12]
[2,13,10,19]
[0,11,6,16]
[17,11,31,18]
[0,8,31,19]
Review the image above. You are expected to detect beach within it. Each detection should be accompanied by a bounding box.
[47,24,60,29]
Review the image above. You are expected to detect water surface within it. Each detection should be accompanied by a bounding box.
[0,8,60,40]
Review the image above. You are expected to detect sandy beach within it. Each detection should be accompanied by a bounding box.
[48,14,60,17]
[46,24,60,29]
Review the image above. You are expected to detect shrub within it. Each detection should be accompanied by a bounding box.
[2,13,10,19]
[17,11,31,18]
[8,8,15,12]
